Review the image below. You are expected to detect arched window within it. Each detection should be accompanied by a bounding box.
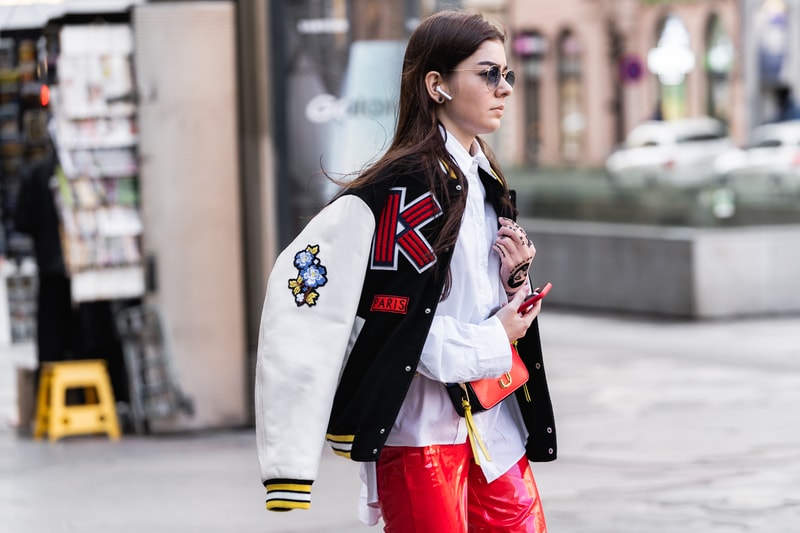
[557,29,584,163]
[513,30,547,165]
[756,0,788,85]
[705,14,733,123]
[756,0,793,122]
[648,14,694,120]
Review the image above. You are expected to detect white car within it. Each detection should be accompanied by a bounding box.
[713,120,800,193]
[605,117,733,188]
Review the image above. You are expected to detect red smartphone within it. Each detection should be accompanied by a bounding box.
[518,282,552,314]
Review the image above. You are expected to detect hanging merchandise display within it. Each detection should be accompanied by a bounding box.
[47,24,144,302]
[0,34,50,346]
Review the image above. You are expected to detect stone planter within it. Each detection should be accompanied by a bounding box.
[524,217,800,318]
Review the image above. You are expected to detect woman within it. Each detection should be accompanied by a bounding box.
[255,10,556,532]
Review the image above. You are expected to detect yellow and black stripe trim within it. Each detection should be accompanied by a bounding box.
[440,158,503,185]
[488,167,504,185]
[264,479,313,511]
[440,159,458,179]
[325,433,355,459]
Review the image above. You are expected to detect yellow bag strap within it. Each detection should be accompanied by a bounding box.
[511,340,532,403]
[459,384,492,465]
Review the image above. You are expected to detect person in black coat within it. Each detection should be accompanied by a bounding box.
[14,154,76,375]
[14,154,130,406]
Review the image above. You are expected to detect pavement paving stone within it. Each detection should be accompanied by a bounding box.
[1,309,799,532]
[532,311,800,533]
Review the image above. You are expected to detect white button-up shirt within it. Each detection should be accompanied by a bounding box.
[359,129,528,524]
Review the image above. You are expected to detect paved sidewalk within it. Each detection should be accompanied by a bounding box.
[2,309,800,532]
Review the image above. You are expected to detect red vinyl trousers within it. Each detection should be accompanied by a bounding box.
[376,442,547,533]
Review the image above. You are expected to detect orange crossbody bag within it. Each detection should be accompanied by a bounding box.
[445,343,530,417]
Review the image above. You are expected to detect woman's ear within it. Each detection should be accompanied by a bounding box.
[425,71,448,104]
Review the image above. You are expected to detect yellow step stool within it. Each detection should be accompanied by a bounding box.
[34,360,121,442]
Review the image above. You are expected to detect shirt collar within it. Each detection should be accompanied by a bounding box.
[441,127,493,177]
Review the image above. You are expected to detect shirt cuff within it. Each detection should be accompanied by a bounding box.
[475,315,514,376]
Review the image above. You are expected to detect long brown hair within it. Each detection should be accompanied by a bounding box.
[342,10,516,295]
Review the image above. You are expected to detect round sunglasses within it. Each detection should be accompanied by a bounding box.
[452,65,516,91]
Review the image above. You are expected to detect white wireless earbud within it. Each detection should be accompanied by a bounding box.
[435,86,453,101]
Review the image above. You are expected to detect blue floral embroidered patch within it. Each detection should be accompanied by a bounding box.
[288,244,328,307]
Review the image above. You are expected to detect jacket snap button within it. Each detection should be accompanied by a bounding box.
[535,363,541,369]
[405,365,412,372]
[548,448,554,454]
[455,185,462,191]
[372,448,378,455]
[547,427,552,433]
[379,428,385,434]
[424,308,431,314]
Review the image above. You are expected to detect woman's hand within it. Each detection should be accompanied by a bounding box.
[493,217,535,297]
[495,289,541,343]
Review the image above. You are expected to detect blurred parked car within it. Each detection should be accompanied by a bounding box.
[713,120,800,193]
[605,117,733,188]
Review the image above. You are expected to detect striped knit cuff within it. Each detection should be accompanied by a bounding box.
[264,479,313,511]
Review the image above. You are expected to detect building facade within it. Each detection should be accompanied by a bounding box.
[505,0,800,168]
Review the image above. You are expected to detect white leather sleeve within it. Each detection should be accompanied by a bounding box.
[255,195,374,484]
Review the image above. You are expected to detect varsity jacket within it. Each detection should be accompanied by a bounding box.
[255,161,557,511]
